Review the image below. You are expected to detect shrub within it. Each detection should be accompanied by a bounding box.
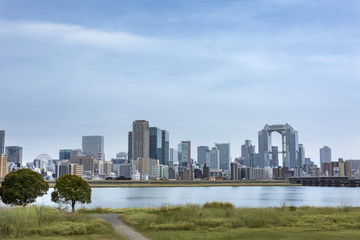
[203,201,235,209]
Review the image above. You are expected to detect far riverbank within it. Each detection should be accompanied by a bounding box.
[46,180,298,188]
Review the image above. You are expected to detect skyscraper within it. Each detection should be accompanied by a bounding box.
[132,120,149,161]
[170,148,178,163]
[149,127,162,160]
[298,144,305,168]
[197,146,209,165]
[320,146,331,169]
[149,127,170,165]
[215,143,231,171]
[128,131,133,161]
[271,146,279,167]
[5,146,23,166]
[241,140,255,167]
[161,130,170,165]
[0,130,5,155]
[258,124,299,169]
[178,141,191,167]
[82,136,105,161]
[205,147,220,170]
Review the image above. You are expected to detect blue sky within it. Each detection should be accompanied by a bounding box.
[1,0,359,164]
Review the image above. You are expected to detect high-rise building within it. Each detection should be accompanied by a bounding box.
[178,141,191,167]
[0,154,7,179]
[59,149,72,160]
[0,130,4,155]
[128,131,133,161]
[241,140,255,167]
[258,124,299,169]
[161,130,169,165]
[149,127,169,165]
[215,143,231,171]
[230,162,239,180]
[5,146,23,166]
[205,147,220,170]
[271,146,279,167]
[149,127,162,160]
[197,146,209,165]
[170,148,178,163]
[82,136,105,161]
[298,144,305,168]
[320,146,331,170]
[132,120,149,161]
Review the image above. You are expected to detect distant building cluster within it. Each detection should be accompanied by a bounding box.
[1,122,360,181]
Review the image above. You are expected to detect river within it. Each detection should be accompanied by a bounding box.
[12,186,357,209]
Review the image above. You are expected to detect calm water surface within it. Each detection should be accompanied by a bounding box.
[22,186,360,209]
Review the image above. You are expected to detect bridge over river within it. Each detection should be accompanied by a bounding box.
[289,177,360,187]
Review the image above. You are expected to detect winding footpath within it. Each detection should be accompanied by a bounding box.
[90,214,150,240]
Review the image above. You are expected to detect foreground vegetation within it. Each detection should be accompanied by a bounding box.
[0,206,122,240]
[89,202,360,240]
[3,203,360,240]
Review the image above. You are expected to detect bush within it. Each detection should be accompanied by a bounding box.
[288,206,297,211]
[203,201,235,209]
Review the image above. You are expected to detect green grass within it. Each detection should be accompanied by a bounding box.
[0,206,122,239]
[113,202,360,240]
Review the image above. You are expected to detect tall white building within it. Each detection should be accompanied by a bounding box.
[82,135,105,161]
[214,143,231,171]
[298,144,305,168]
[170,148,178,163]
[205,147,220,170]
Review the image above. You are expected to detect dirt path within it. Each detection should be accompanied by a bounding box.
[90,214,150,240]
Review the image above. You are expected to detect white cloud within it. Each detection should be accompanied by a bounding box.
[1,21,150,50]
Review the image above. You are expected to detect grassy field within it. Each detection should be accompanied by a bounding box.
[105,202,360,240]
[0,206,123,240]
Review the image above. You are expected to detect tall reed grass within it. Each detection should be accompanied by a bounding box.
[0,206,112,238]
[120,202,360,231]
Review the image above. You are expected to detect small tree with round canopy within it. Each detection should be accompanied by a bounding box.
[0,169,49,206]
[51,174,91,212]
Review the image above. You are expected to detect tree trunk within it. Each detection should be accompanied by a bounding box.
[72,200,76,213]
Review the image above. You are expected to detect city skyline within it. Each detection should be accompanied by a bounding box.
[1,0,359,164]
[0,122,357,167]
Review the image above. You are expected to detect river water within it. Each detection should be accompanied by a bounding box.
[14,186,358,209]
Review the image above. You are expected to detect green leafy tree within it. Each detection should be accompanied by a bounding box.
[51,174,91,212]
[0,168,49,206]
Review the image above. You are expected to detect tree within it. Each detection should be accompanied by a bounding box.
[51,174,91,212]
[0,169,49,206]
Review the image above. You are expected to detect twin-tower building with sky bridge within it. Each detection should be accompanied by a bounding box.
[258,124,301,169]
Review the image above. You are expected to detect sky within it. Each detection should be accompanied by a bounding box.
[1,0,359,165]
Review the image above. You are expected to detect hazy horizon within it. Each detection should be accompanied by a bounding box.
[1,0,359,165]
